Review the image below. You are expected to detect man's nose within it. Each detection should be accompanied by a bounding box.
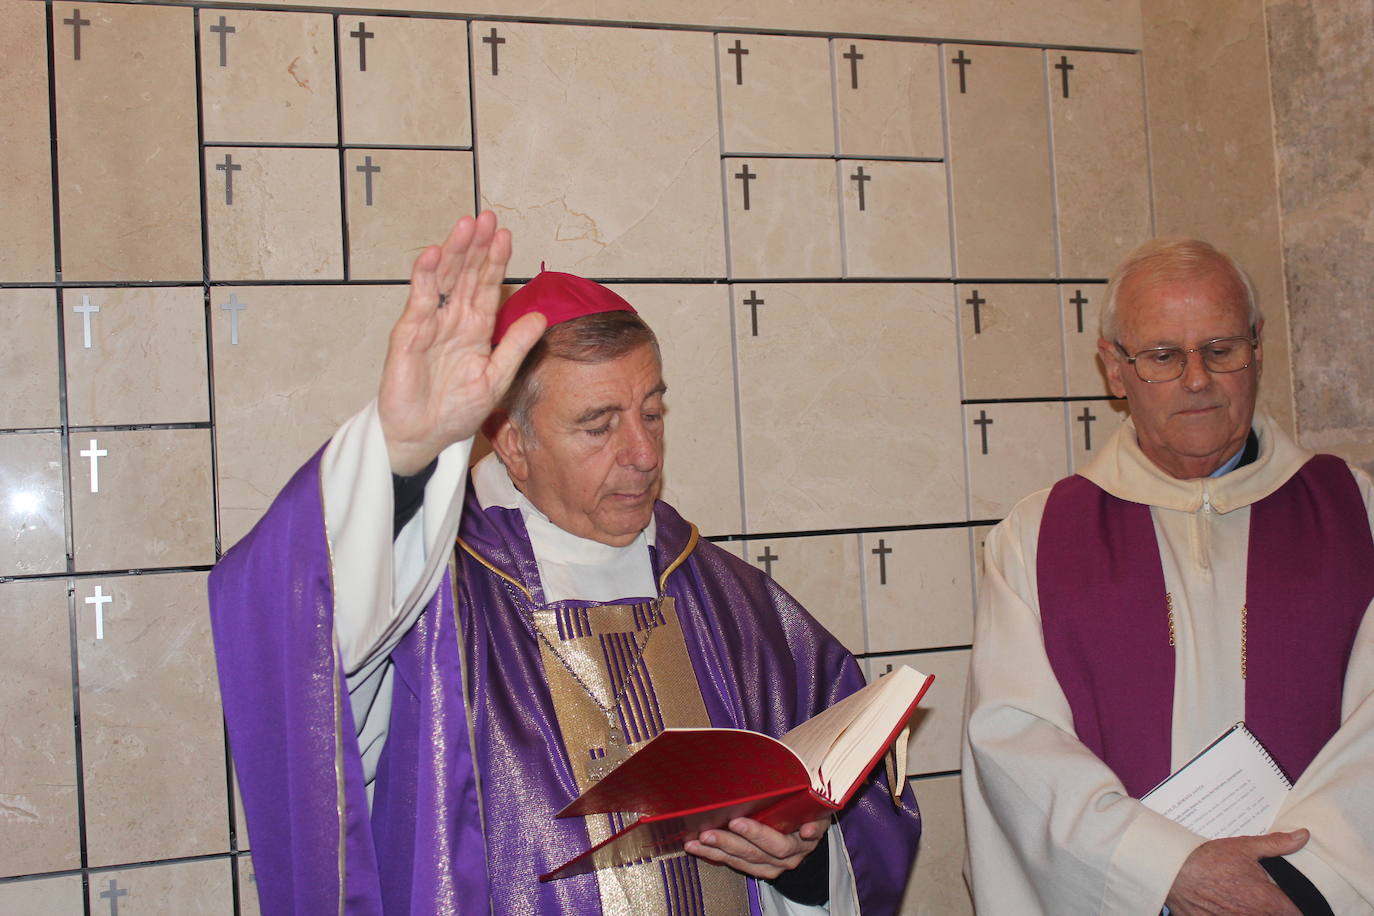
[1179,349,1214,392]
[618,417,661,471]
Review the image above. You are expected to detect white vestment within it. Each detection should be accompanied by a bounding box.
[963,412,1374,914]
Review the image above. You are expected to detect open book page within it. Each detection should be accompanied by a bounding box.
[1141,722,1291,839]
[779,665,931,802]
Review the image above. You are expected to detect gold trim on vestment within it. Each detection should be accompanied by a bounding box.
[658,523,700,593]
[457,536,532,599]
[317,467,347,916]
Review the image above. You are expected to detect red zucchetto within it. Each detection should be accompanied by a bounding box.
[492,267,637,344]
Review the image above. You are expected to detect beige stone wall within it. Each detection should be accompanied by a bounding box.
[1265,0,1374,473]
[0,0,1329,911]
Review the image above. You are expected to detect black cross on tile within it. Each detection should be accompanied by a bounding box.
[951,49,972,94]
[973,409,994,455]
[871,538,893,585]
[483,27,505,75]
[1069,289,1089,333]
[756,545,778,577]
[1078,406,1097,450]
[64,8,91,61]
[966,289,986,334]
[349,21,374,72]
[210,15,235,68]
[843,43,864,90]
[99,879,128,916]
[216,153,241,206]
[744,289,764,336]
[356,155,381,206]
[728,38,749,85]
[735,163,757,211]
[1055,54,1074,98]
[850,165,872,211]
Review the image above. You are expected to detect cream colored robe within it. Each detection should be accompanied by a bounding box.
[963,413,1374,914]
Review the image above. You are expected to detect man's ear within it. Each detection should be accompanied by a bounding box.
[486,410,530,482]
[1098,337,1129,399]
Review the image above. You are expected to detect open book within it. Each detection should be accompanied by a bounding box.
[540,664,934,881]
[1141,722,1291,839]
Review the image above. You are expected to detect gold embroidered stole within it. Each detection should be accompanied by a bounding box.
[532,597,749,915]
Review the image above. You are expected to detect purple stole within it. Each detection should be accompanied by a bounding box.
[1037,454,1374,797]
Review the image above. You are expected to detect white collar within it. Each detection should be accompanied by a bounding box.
[471,452,657,602]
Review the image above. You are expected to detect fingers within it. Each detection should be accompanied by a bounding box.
[1254,828,1309,857]
[487,310,547,390]
[401,244,442,316]
[683,818,819,880]
[433,214,479,295]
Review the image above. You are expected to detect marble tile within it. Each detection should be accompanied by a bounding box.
[200,10,337,144]
[0,433,66,576]
[725,158,841,279]
[900,774,973,916]
[1061,284,1111,397]
[269,1,1141,51]
[719,33,833,155]
[64,287,208,426]
[341,16,471,147]
[346,149,475,281]
[873,649,968,775]
[1142,2,1292,430]
[1050,50,1151,279]
[0,289,60,429]
[237,854,260,915]
[472,22,722,278]
[205,146,343,281]
[842,160,951,278]
[834,39,943,159]
[212,285,397,548]
[610,284,740,536]
[944,44,1055,279]
[958,284,1065,399]
[965,402,1068,520]
[0,0,54,282]
[77,572,227,866]
[745,535,863,653]
[0,874,85,912]
[0,579,79,877]
[862,529,973,654]
[737,284,966,531]
[1070,401,1129,472]
[54,2,200,282]
[68,430,215,571]
[87,858,231,914]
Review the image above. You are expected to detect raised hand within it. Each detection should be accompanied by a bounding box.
[378,212,546,476]
[1165,829,1308,915]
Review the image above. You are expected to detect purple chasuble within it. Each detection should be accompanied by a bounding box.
[1037,454,1374,797]
[210,449,922,914]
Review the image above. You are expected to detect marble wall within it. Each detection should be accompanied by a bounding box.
[1265,0,1374,473]
[0,0,1319,912]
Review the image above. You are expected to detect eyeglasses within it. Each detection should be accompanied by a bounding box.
[1114,334,1258,383]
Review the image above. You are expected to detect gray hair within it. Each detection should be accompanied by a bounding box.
[501,310,660,441]
[1100,237,1262,342]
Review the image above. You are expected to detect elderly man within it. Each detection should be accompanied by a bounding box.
[963,237,1374,915]
[210,212,921,915]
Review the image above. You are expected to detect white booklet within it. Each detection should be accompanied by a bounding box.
[1141,722,1291,838]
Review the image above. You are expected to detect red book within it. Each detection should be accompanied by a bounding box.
[541,665,934,881]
